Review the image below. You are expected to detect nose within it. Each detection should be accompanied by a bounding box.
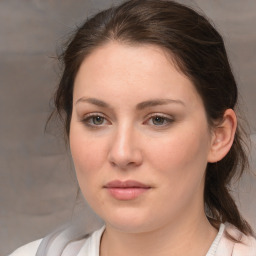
[108,125,143,169]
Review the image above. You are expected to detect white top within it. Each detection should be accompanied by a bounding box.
[9,223,256,256]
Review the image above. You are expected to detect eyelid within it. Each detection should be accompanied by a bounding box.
[80,112,174,128]
[83,112,105,118]
[143,113,174,126]
[81,112,111,127]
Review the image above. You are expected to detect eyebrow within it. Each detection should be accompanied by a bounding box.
[75,97,110,108]
[75,97,185,109]
[136,99,185,110]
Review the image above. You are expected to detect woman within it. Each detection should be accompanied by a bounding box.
[10,0,256,255]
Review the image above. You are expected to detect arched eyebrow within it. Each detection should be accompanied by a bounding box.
[75,97,110,108]
[75,97,185,109]
[136,99,185,110]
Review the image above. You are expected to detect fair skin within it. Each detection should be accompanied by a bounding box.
[69,42,237,256]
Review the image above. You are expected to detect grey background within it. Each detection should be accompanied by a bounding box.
[0,0,255,255]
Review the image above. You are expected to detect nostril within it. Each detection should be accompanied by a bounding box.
[108,151,143,169]
[110,161,117,167]
[107,131,143,169]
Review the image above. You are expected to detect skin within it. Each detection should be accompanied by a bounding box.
[69,42,237,256]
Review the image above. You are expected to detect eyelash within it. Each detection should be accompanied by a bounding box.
[81,113,109,128]
[81,113,174,128]
[144,113,174,127]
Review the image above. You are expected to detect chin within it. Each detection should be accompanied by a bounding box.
[102,209,158,234]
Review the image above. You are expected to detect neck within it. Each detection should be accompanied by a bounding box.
[100,215,218,256]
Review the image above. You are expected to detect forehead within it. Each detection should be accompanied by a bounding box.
[76,41,184,82]
[73,41,201,107]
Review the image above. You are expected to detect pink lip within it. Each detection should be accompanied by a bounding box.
[104,180,151,200]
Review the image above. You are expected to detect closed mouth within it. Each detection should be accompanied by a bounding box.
[103,180,151,200]
[104,180,151,189]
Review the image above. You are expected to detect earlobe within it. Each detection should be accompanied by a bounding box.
[207,109,237,163]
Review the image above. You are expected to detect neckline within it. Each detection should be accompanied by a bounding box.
[77,226,105,256]
[206,223,225,256]
[78,223,226,256]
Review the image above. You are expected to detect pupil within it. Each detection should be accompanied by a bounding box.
[93,116,103,125]
[153,116,164,125]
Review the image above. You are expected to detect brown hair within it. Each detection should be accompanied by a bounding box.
[49,0,254,237]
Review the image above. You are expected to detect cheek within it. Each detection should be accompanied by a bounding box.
[69,130,109,209]
[146,125,210,182]
[69,125,107,182]
[144,127,210,217]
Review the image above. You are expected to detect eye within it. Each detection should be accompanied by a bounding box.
[151,116,166,125]
[145,114,174,126]
[82,113,110,127]
[91,116,105,125]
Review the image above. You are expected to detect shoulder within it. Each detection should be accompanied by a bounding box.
[233,232,256,255]
[8,238,85,256]
[225,223,256,256]
[61,238,88,256]
[8,239,42,256]
[8,226,105,256]
[62,226,105,256]
[8,237,92,256]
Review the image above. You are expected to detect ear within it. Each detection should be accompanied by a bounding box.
[207,109,237,163]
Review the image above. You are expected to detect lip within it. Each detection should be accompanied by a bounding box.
[104,180,151,200]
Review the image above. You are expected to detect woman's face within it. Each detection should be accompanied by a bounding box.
[70,42,214,233]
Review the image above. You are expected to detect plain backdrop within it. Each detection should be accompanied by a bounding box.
[0,0,255,255]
